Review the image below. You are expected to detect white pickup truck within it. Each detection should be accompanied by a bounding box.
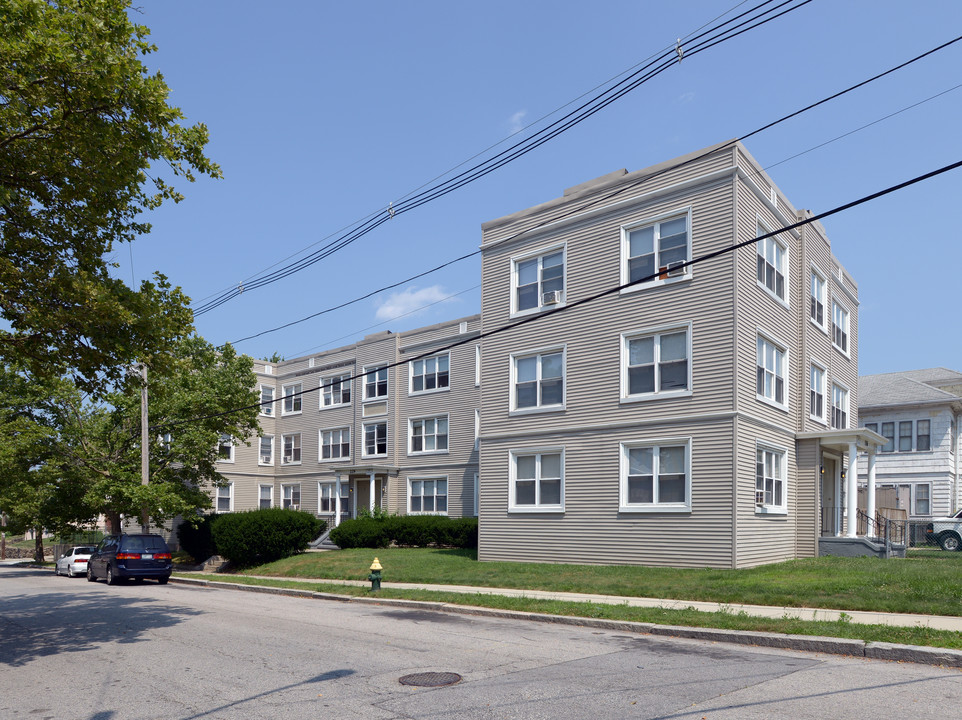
[927,508,962,551]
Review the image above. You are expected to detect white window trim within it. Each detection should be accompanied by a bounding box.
[508,446,565,514]
[509,345,566,416]
[281,482,301,511]
[282,383,303,416]
[473,472,479,517]
[319,373,352,410]
[258,484,273,510]
[281,433,302,465]
[318,482,336,514]
[407,475,449,515]
[808,359,828,426]
[620,207,693,294]
[509,242,567,318]
[831,380,850,430]
[319,426,351,462]
[755,218,789,308]
[259,385,275,416]
[809,265,828,333]
[362,365,389,402]
[215,482,234,513]
[755,442,788,515]
[475,344,481,387]
[474,409,480,451]
[755,329,790,412]
[408,414,449,456]
[362,421,388,458]
[258,435,274,466]
[620,321,693,403]
[619,438,692,513]
[408,352,451,396]
[832,297,851,358]
[216,435,235,463]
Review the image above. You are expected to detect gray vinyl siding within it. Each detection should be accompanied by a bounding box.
[794,438,820,557]
[478,419,735,568]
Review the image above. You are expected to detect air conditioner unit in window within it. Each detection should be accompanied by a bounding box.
[659,261,686,279]
[542,290,562,305]
[283,455,292,463]
[291,504,299,511]
[261,455,272,464]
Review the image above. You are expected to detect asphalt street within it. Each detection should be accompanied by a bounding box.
[1,565,960,719]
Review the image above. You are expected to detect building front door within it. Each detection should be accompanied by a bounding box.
[820,457,839,536]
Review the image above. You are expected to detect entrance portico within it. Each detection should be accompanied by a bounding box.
[331,465,398,526]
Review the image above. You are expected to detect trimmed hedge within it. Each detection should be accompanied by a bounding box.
[211,508,325,567]
[329,514,477,550]
[176,514,217,562]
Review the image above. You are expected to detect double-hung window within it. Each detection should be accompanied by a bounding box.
[410,415,448,454]
[363,422,387,457]
[509,449,564,512]
[756,223,786,301]
[623,213,690,287]
[915,484,931,515]
[880,422,895,452]
[514,247,565,313]
[756,335,786,407]
[282,383,302,414]
[320,428,350,460]
[321,374,351,407]
[318,483,335,513]
[281,483,300,510]
[899,420,913,452]
[410,354,449,394]
[831,384,848,429]
[810,270,826,329]
[512,349,564,411]
[409,477,448,514]
[260,385,275,416]
[622,325,690,399]
[259,435,274,465]
[364,366,388,400]
[258,484,272,510]
[755,446,786,513]
[620,440,690,511]
[917,420,931,451]
[217,435,234,462]
[832,301,849,354]
[282,433,301,464]
[216,483,233,513]
[809,364,826,423]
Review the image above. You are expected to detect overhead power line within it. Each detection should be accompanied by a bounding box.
[157,156,962,432]
[226,34,962,347]
[193,0,811,317]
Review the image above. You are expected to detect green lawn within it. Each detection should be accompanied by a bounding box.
[239,546,962,617]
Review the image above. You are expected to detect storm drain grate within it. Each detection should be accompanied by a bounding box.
[398,672,463,687]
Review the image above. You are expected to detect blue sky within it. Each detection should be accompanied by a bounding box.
[119,1,962,375]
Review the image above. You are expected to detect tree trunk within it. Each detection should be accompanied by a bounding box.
[33,530,44,563]
[105,510,122,535]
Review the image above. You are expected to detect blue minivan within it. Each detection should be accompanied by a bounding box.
[87,534,173,585]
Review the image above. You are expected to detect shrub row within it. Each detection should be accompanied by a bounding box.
[177,509,325,567]
[329,514,477,549]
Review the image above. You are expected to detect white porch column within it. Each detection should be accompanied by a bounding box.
[334,472,341,528]
[369,470,375,512]
[866,451,877,537]
[846,441,858,538]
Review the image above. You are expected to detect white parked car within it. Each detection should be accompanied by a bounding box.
[927,509,962,551]
[55,546,97,577]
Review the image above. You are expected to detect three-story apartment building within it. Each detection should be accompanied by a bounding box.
[215,316,481,525]
[477,140,881,568]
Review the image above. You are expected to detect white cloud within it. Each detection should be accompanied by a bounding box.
[375,285,457,321]
[508,110,527,134]
[678,91,695,104]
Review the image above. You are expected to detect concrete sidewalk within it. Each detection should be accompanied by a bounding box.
[202,573,962,632]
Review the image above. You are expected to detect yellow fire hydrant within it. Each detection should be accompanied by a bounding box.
[368,557,383,592]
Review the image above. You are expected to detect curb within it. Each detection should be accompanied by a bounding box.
[169,576,962,669]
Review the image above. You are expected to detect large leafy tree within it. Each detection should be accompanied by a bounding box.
[0,0,219,393]
[58,337,261,532]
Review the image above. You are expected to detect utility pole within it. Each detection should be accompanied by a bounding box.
[140,363,149,533]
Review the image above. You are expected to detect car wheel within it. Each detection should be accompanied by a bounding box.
[54,564,60,576]
[87,565,96,582]
[939,533,961,552]
[106,566,117,586]
[158,577,169,585]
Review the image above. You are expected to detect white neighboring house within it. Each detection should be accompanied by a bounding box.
[857,368,962,520]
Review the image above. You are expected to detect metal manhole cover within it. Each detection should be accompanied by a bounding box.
[398,672,462,687]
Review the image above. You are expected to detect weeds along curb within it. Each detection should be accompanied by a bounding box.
[170,576,962,669]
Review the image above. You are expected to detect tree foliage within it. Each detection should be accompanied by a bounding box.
[0,0,220,393]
